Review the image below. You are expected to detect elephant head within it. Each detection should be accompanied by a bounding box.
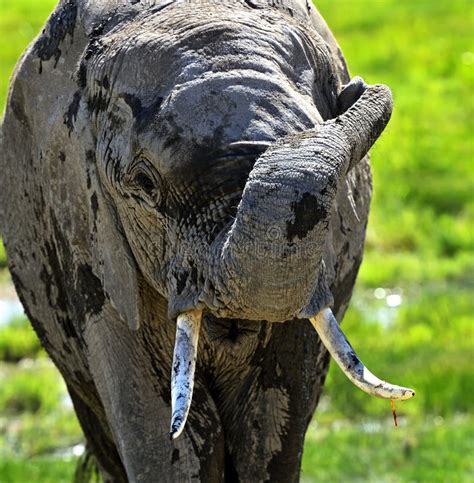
[77,5,413,437]
[1,2,414,467]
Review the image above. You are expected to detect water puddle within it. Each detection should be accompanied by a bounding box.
[54,443,85,459]
[352,286,405,329]
[0,298,24,327]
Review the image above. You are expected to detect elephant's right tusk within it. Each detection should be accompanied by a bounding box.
[310,308,415,401]
[170,309,202,440]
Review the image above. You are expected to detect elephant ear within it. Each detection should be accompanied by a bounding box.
[1,0,143,340]
[89,155,141,331]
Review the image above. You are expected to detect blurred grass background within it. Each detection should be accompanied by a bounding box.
[0,0,473,481]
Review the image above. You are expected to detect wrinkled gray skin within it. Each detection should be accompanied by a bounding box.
[0,1,392,481]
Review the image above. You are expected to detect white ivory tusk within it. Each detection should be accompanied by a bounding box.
[310,308,415,401]
[170,309,202,440]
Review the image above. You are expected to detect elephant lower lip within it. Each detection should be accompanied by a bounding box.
[203,312,262,345]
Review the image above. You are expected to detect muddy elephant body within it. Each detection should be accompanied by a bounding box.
[0,1,382,481]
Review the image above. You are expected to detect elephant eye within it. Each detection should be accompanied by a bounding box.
[133,172,155,196]
[126,157,162,207]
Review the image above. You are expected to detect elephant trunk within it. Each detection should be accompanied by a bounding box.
[171,82,413,440]
[211,82,393,322]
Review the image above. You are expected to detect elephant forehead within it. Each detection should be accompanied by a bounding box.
[89,2,335,112]
[152,72,322,171]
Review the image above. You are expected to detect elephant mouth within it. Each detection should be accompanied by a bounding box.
[203,312,263,348]
[169,306,415,440]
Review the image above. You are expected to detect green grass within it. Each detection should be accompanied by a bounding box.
[0,457,77,483]
[0,356,83,481]
[302,415,474,483]
[0,316,42,362]
[0,360,66,415]
[0,0,473,481]
[0,240,6,268]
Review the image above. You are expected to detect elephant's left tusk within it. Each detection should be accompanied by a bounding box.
[170,309,202,440]
[310,308,415,401]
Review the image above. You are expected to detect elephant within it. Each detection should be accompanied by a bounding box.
[0,0,413,481]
